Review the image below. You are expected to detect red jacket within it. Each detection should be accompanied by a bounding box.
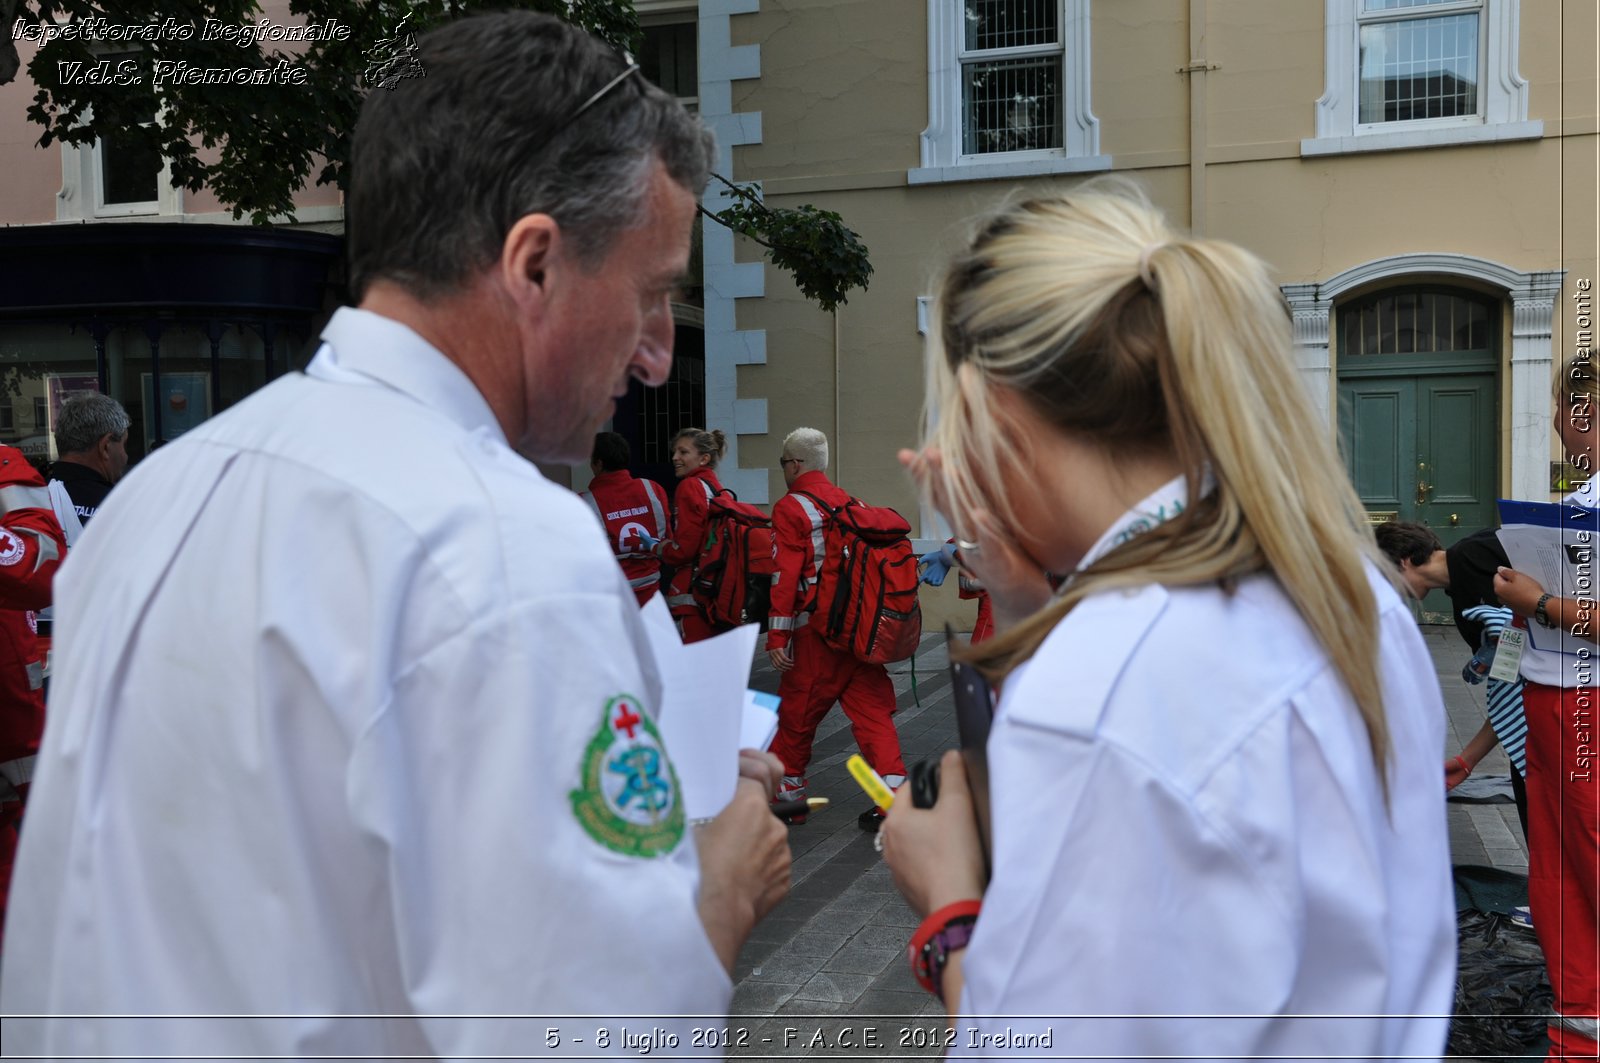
[765,470,848,652]
[0,446,68,767]
[582,470,670,605]
[655,466,723,617]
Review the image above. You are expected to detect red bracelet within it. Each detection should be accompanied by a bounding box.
[908,899,982,996]
[1453,755,1472,777]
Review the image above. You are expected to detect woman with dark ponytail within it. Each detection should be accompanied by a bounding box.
[881,182,1455,1057]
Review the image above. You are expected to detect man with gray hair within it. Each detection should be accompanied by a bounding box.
[766,427,905,830]
[49,392,130,527]
[4,13,789,1057]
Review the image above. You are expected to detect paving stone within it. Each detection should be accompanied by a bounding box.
[851,988,930,1019]
[730,981,803,1015]
[821,943,899,976]
[791,971,876,1004]
[743,949,831,984]
[849,923,916,951]
[746,915,810,946]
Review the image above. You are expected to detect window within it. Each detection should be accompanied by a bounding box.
[1304,0,1539,156]
[57,52,181,220]
[640,20,698,110]
[33,397,48,430]
[961,1,1062,154]
[1358,0,1479,126]
[912,0,1106,185]
[0,402,13,434]
[1339,289,1493,356]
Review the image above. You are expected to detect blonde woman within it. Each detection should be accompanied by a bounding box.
[881,186,1455,1058]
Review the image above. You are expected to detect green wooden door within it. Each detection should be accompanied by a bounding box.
[1336,288,1500,549]
[1338,372,1496,547]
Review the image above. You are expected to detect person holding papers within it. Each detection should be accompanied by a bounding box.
[882,183,1455,1059]
[2,14,790,1057]
[1489,353,1600,1060]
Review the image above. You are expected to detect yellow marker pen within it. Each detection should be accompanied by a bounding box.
[846,754,895,812]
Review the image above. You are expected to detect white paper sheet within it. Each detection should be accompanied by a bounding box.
[647,619,762,820]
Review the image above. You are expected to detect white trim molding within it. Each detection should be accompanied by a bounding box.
[910,0,1108,186]
[1284,253,1567,499]
[1302,0,1540,157]
[58,137,182,222]
[698,0,769,504]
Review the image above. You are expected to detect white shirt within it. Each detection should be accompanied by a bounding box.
[955,499,1456,1059]
[1516,476,1599,687]
[2,308,730,1058]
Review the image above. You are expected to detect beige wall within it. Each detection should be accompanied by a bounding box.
[0,0,343,227]
[727,0,1597,627]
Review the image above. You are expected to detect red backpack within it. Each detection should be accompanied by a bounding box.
[795,492,923,664]
[691,489,777,628]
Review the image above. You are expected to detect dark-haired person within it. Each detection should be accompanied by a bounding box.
[632,426,727,642]
[1373,519,1530,836]
[1,14,789,1056]
[882,185,1453,1057]
[580,431,670,606]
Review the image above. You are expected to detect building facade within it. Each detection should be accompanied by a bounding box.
[696,0,1595,590]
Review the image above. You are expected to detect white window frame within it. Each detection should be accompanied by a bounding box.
[910,0,1108,186]
[1303,0,1540,157]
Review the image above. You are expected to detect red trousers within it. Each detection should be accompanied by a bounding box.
[1522,682,1599,1059]
[770,626,904,785]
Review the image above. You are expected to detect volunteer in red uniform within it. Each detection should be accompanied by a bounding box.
[580,432,670,607]
[0,443,68,950]
[765,427,904,829]
[639,427,725,642]
[919,540,995,644]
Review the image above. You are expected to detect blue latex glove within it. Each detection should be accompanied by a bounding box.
[624,530,660,552]
[918,542,959,587]
[1460,604,1513,684]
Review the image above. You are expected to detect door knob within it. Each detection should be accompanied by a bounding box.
[1451,513,1460,526]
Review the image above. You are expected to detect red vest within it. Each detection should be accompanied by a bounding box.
[0,446,68,768]
[582,470,670,606]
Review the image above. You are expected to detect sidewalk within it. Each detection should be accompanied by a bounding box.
[725,625,1527,1052]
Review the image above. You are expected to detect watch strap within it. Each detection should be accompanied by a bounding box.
[1535,593,1556,628]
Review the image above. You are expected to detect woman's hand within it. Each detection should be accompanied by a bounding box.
[899,447,1054,631]
[880,750,987,918]
[1493,566,1545,618]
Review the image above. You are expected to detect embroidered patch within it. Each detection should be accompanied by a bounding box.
[570,694,684,858]
[0,528,26,567]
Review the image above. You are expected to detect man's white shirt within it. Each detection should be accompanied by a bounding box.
[1,308,729,1058]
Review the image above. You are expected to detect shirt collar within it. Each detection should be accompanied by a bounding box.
[307,307,506,444]
[1075,472,1197,573]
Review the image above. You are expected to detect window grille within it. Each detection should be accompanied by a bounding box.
[1339,289,1492,356]
[961,0,1063,155]
[1357,1,1480,124]
[638,353,704,467]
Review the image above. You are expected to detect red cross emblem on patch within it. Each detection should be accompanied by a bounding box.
[611,699,643,739]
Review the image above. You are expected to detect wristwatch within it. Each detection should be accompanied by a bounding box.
[1535,593,1557,629]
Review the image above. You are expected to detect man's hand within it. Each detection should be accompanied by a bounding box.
[695,779,793,974]
[767,644,794,672]
[738,748,785,798]
[1493,566,1545,617]
[880,749,986,919]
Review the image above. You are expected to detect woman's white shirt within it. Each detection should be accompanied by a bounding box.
[954,567,1455,1059]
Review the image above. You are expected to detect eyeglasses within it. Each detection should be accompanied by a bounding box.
[554,51,641,136]
[780,457,802,467]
